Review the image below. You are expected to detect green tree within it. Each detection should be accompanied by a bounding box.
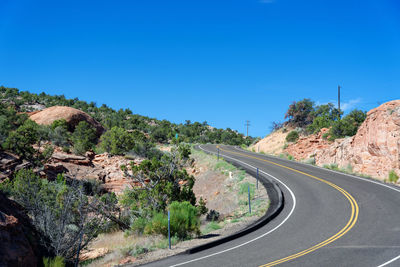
[285,99,315,127]
[120,145,196,219]
[10,170,115,262]
[144,201,200,240]
[71,121,97,155]
[99,126,136,155]
[4,120,39,162]
[328,109,366,140]
[286,130,299,142]
[307,103,342,133]
[0,103,28,143]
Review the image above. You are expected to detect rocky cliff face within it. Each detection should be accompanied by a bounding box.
[316,100,400,180]
[0,192,47,266]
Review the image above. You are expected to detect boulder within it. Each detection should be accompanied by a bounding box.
[0,192,47,267]
[29,106,105,136]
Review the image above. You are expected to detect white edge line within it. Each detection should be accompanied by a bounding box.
[232,146,400,266]
[169,145,297,267]
[378,255,400,267]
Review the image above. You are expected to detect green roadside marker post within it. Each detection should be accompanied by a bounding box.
[217,148,220,161]
[168,210,171,249]
[248,185,251,214]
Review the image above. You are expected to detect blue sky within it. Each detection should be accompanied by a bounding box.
[1,0,399,137]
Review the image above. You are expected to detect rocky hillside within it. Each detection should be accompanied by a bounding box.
[250,127,293,155]
[254,100,400,181]
[315,100,400,180]
[281,100,400,180]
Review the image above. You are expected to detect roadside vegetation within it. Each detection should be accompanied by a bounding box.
[0,85,257,265]
[273,98,366,141]
[0,86,255,147]
[191,149,269,226]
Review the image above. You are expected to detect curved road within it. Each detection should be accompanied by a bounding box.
[142,144,400,267]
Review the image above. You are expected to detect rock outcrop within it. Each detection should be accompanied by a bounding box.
[285,128,331,161]
[0,151,31,182]
[43,147,144,194]
[0,192,47,266]
[315,100,400,180]
[29,106,105,136]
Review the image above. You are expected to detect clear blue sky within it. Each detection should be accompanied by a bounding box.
[1,0,399,137]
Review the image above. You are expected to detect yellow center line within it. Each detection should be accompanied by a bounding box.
[216,146,359,266]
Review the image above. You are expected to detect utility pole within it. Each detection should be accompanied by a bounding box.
[245,120,250,137]
[338,85,341,120]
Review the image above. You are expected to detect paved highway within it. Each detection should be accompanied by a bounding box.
[142,144,400,267]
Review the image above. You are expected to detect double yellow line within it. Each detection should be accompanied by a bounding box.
[216,146,359,266]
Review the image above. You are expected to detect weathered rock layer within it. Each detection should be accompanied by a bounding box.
[316,100,400,180]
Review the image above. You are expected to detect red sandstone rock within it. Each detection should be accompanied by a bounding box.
[29,105,105,136]
[44,148,144,194]
[315,100,400,180]
[284,128,331,161]
[0,192,47,266]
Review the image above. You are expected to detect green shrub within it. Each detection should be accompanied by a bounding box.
[328,110,366,140]
[287,154,294,161]
[305,157,315,165]
[214,161,236,173]
[346,164,353,173]
[0,178,12,196]
[71,121,97,155]
[122,244,154,257]
[43,256,65,267]
[156,236,179,249]
[99,126,136,155]
[237,171,246,182]
[286,131,299,143]
[388,170,399,183]
[145,201,200,240]
[239,182,255,198]
[131,217,149,234]
[203,221,222,234]
[4,119,39,162]
[197,197,208,215]
[323,163,339,171]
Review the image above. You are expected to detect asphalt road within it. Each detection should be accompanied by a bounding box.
[142,144,400,267]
